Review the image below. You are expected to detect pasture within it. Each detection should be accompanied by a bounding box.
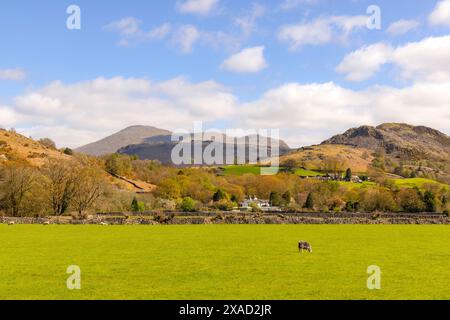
[0,225,449,300]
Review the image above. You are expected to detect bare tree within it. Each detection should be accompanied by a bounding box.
[0,164,37,216]
[322,156,347,179]
[72,167,105,217]
[42,159,76,216]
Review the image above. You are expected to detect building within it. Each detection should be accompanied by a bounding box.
[239,196,281,212]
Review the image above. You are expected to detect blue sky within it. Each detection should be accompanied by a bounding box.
[1,0,450,147]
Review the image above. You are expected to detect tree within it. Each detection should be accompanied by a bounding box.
[42,159,76,216]
[397,189,424,213]
[131,197,146,212]
[0,164,37,216]
[105,154,132,177]
[213,189,228,202]
[38,138,56,150]
[423,190,437,212]
[63,148,74,156]
[282,190,292,205]
[322,156,346,179]
[345,168,352,182]
[282,158,299,173]
[72,167,105,217]
[304,192,314,210]
[269,191,282,207]
[180,197,196,212]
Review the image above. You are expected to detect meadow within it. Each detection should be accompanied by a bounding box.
[0,225,449,300]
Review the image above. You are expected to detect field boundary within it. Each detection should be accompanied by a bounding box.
[1,213,449,225]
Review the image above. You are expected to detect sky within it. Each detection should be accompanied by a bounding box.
[0,0,450,148]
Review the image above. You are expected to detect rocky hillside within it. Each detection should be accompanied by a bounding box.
[322,123,450,161]
[75,125,171,156]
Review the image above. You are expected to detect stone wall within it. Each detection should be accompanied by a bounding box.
[1,214,449,225]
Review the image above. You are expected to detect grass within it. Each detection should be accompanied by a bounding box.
[392,178,448,189]
[338,181,377,189]
[295,168,325,177]
[222,166,325,177]
[222,165,263,176]
[0,225,449,300]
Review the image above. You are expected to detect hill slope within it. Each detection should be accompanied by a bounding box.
[280,144,374,173]
[0,129,71,166]
[281,123,450,182]
[322,123,450,161]
[75,126,172,156]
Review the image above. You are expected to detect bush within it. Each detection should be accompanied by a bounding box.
[180,197,196,212]
[38,138,56,150]
[213,199,236,211]
[131,197,146,213]
[213,189,229,202]
[63,148,74,156]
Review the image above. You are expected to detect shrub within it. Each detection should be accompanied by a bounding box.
[131,197,146,213]
[213,199,236,211]
[38,138,56,150]
[213,189,229,202]
[180,197,196,212]
[63,148,74,156]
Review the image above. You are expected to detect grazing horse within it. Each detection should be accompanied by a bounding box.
[298,241,312,253]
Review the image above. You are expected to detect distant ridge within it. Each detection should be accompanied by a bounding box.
[75,126,171,156]
[76,125,292,162]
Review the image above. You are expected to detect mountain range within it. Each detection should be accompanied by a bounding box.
[75,126,291,164]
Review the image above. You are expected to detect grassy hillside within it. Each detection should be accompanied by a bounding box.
[0,129,70,166]
[1,225,448,300]
[392,178,448,189]
[281,144,374,173]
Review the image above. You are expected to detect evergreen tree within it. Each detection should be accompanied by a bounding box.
[345,168,352,181]
[423,190,437,212]
[282,190,292,205]
[213,189,228,202]
[304,192,314,210]
[269,191,282,207]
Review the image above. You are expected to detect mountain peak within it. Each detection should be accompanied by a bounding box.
[75,125,172,156]
[322,123,450,160]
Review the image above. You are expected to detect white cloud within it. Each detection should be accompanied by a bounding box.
[3,75,450,148]
[387,19,420,36]
[279,15,367,50]
[429,0,450,27]
[105,17,171,46]
[279,0,317,11]
[172,25,201,53]
[221,47,267,73]
[337,35,450,82]
[238,81,450,146]
[176,0,218,15]
[336,43,393,81]
[2,76,236,147]
[234,3,265,38]
[0,68,26,81]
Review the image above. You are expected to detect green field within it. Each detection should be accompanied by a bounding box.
[295,168,325,177]
[338,181,377,189]
[222,165,263,176]
[0,225,449,300]
[392,178,448,189]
